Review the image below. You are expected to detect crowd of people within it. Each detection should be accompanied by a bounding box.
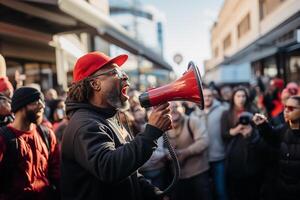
[0,51,300,200]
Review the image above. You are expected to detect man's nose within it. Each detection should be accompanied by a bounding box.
[38,100,46,109]
[121,71,129,80]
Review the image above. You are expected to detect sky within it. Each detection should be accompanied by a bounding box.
[141,0,224,76]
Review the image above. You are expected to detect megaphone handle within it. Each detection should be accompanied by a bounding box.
[158,133,180,197]
[122,106,180,196]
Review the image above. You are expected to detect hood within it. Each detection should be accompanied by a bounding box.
[66,100,117,119]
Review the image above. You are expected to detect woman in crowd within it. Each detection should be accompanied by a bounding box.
[253,95,300,200]
[221,86,267,200]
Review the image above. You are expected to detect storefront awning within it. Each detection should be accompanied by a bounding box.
[0,0,173,70]
[58,0,173,71]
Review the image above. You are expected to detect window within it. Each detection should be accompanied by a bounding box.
[259,0,285,20]
[237,14,251,38]
[223,34,231,50]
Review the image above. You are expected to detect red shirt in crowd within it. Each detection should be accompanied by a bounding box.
[0,124,60,200]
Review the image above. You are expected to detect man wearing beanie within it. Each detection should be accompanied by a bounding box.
[61,51,172,200]
[0,87,60,200]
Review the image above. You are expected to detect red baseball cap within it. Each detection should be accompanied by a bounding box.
[73,51,128,83]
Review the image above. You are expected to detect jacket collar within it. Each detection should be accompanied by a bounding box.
[66,101,117,119]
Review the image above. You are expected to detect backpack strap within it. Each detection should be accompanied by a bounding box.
[37,125,51,153]
[0,126,17,148]
[0,126,19,193]
[187,117,194,141]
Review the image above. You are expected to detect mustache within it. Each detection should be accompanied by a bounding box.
[121,79,130,87]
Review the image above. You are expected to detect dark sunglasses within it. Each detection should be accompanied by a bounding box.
[284,105,300,112]
[90,68,125,79]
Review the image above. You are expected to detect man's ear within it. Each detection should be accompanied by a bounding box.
[90,79,101,91]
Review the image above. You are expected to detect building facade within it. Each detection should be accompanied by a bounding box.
[205,0,300,85]
[0,0,173,92]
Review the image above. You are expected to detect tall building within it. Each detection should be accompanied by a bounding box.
[205,0,300,85]
[109,0,172,89]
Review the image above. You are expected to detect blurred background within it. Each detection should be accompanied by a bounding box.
[0,0,299,92]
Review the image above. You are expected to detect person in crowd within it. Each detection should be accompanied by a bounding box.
[118,105,148,137]
[45,88,58,102]
[182,101,196,116]
[264,78,285,118]
[220,85,232,108]
[208,82,222,102]
[167,101,211,200]
[139,134,168,190]
[61,52,172,200]
[250,76,268,115]
[128,90,142,111]
[46,98,67,143]
[132,105,147,134]
[271,82,299,127]
[191,87,228,200]
[221,86,266,200]
[120,94,169,190]
[44,88,58,120]
[0,93,14,127]
[0,76,14,98]
[253,95,300,200]
[48,99,66,125]
[0,87,60,200]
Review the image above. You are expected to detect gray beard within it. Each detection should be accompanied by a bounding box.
[107,89,130,111]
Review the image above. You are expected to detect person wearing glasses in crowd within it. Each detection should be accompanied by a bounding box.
[61,52,172,200]
[253,95,300,200]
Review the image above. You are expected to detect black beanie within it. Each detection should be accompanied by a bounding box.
[11,87,44,113]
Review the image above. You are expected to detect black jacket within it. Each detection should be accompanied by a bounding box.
[257,122,300,200]
[221,109,267,179]
[61,102,164,200]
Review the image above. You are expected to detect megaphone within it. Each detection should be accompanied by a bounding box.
[139,61,204,109]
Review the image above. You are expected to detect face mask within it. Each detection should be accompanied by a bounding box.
[56,108,65,120]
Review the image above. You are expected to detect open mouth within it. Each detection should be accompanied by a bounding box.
[121,85,130,100]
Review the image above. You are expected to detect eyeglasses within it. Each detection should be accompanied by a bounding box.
[284,105,300,112]
[90,68,126,79]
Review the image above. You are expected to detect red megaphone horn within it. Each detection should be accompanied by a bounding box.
[139,61,204,109]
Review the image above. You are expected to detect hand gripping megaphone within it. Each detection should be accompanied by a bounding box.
[139,61,204,109]
[138,62,205,197]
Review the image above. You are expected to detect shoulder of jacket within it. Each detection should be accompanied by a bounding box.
[188,115,205,127]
